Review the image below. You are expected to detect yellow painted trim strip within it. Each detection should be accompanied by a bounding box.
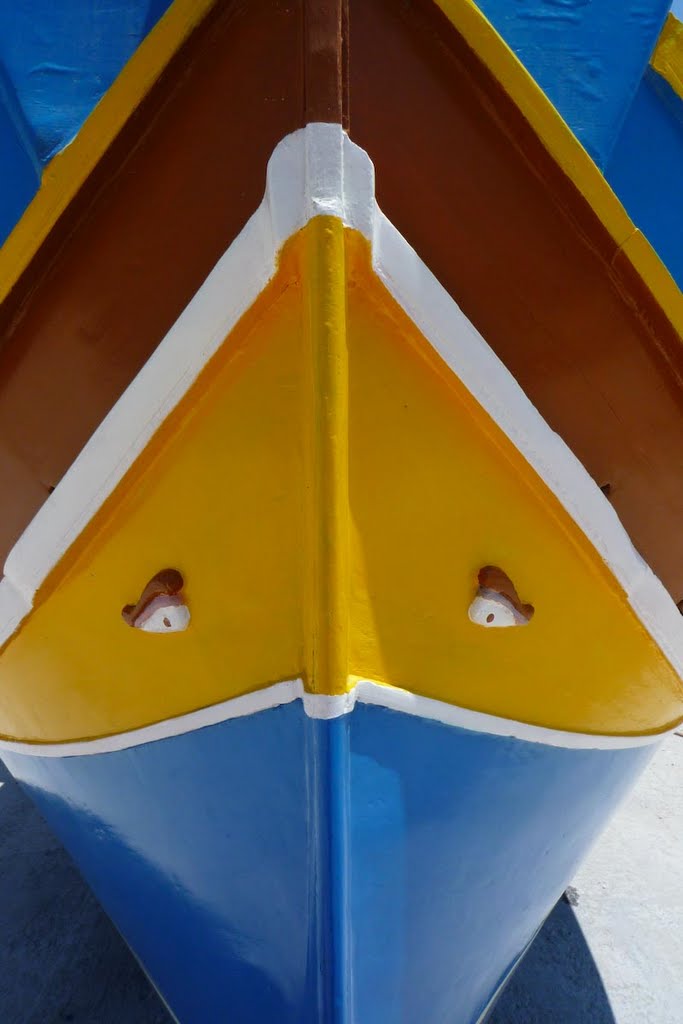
[434,0,683,331]
[651,13,683,102]
[0,0,217,307]
[304,217,350,695]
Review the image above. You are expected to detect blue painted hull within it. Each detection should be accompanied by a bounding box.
[2,703,652,1023]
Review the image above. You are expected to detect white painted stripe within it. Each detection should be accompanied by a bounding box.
[0,123,681,687]
[0,681,303,759]
[0,678,668,758]
[351,681,668,751]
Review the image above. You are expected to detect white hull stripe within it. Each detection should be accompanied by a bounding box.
[0,679,670,758]
[0,124,682,685]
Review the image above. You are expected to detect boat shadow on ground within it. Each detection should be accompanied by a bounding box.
[0,759,170,1024]
[489,897,617,1024]
[0,757,616,1024]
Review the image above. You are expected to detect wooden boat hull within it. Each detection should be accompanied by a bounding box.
[0,126,678,1018]
[0,3,681,1021]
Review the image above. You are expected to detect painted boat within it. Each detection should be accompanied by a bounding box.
[0,3,682,1022]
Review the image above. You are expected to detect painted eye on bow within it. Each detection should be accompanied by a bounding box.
[468,565,534,629]
[122,568,191,633]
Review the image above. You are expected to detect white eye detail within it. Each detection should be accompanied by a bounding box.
[468,588,529,628]
[136,596,191,633]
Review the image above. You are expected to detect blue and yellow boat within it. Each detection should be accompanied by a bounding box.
[0,2,682,1022]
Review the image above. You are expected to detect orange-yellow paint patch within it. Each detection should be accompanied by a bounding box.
[0,241,307,743]
[344,231,683,736]
[651,13,683,103]
[0,220,681,744]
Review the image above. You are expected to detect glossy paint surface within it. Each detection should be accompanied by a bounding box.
[1,225,680,743]
[6,702,319,1024]
[606,67,683,290]
[346,704,652,1023]
[471,0,670,167]
[3,700,654,1023]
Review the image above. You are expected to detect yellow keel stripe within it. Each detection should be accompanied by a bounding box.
[304,217,350,696]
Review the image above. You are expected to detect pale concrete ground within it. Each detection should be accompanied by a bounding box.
[0,736,681,1023]
[490,733,683,1024]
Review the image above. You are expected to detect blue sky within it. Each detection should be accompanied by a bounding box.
[672,0,683,17]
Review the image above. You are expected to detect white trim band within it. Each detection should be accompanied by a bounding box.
[0,678,670,758]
